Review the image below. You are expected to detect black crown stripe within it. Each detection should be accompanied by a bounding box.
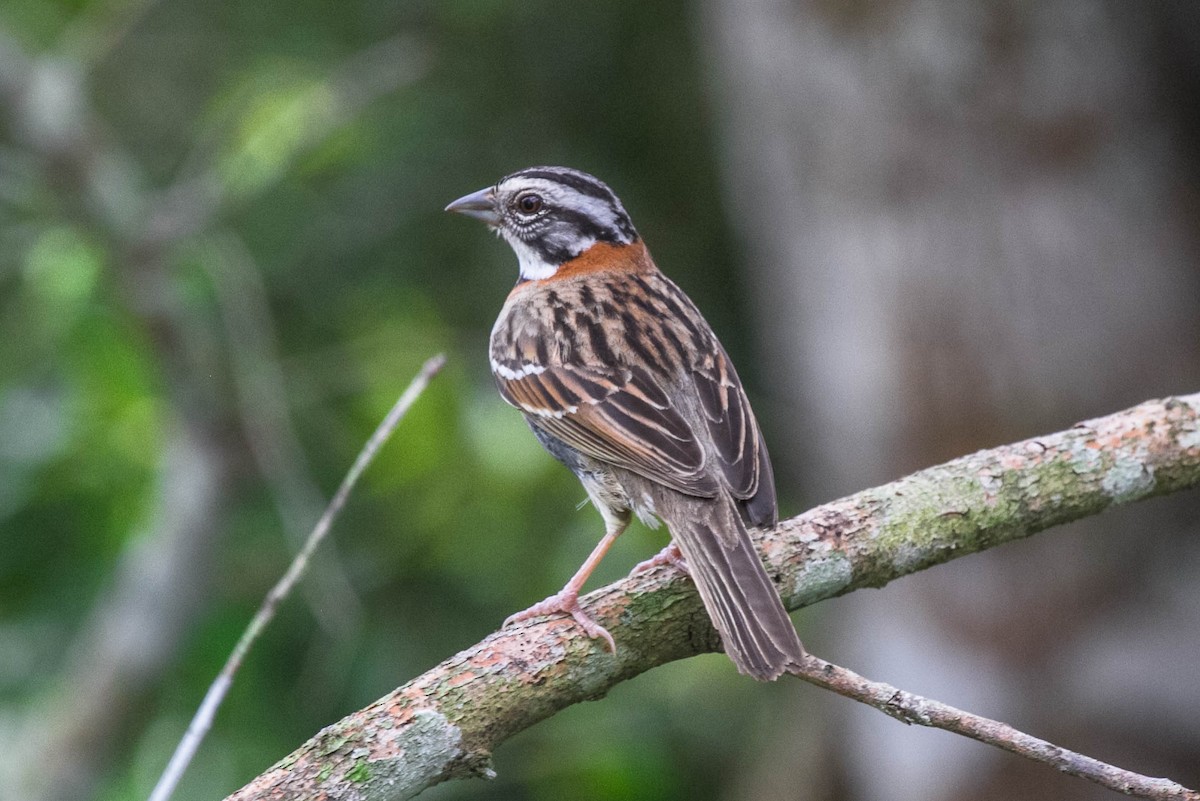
[509,168,616,203]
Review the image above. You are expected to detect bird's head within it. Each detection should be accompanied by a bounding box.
[445,166,640,281]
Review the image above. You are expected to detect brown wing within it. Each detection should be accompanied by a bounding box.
[495,361,720,497]
[490,270,776,514]
[691,343,777,526]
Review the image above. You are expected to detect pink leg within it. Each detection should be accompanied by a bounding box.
[631,541,689,576]
[504,523,625,652]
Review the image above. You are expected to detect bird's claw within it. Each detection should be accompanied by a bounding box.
[504,591,617,653]
[631,542,689,576]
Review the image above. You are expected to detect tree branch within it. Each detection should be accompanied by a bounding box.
[790,653,1197,801]
[225,394,1200,801]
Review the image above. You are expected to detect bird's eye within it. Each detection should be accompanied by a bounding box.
[516,193,543,215]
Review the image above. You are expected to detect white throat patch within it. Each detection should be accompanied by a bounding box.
[503,229,595,281]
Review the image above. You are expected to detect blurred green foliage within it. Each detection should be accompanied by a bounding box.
[0,1,802,800]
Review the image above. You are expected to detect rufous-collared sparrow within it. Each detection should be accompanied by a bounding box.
[447,166,803,680]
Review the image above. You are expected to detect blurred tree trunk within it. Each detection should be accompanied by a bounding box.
[698,2,1200,799]
[23,424,232,801]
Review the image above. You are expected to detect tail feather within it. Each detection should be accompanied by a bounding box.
[664,495,804,680]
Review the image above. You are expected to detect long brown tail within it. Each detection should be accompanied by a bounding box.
[662,493,804,680]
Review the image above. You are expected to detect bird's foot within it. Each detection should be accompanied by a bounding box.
[504,590,616,653]
[631,542,689,576]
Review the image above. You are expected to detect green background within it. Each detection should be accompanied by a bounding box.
[4,2,1199,801]
[0,3,794,800]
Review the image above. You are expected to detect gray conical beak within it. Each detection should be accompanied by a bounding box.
[444,187,499,225]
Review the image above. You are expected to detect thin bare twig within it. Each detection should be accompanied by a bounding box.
[147,354,446,801]
[0,22,434,801]
[789,653,1198,801]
